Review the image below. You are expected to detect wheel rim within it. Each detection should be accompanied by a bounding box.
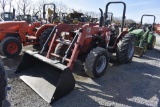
[96,56,106,73]
[128,42,134,59]
[7,42,18,54]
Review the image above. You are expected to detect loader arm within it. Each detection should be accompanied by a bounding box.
[139,30,149,47]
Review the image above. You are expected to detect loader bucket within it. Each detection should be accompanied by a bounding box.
[15,50,75,104]
[134,46,144,57]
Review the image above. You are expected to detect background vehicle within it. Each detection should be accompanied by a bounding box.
[0,3,57,57]
[1,8,15,21]
[129,14,156,57]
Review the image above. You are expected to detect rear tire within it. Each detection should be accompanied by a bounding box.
[0,37,22,57]
[39,27,53,49]
[54,43,68,57]
[84,47,109,78]
[147,35,156,50]
[54,43,69,63]
[116,33,135,63]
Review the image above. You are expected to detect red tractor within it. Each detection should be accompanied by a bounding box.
[16,1,135,104]
[0,3,58,57]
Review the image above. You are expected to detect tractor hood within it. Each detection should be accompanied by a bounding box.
[130,29,144,35]
[0,21,28,31]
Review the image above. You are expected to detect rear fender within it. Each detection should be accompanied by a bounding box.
[35,24,54,38]
[0,32,7,41]
[114,31,128,48]
[0,32,20,42]
[27,22,41,35]
[5,33,20,39]
[0,24,20,42]
[0,21,28,43]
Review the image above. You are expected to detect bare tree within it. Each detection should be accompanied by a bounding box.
[36,0,46,18]
[67,7,73,13]
[85,11,99,18]
[15,0,20,15]
[126,19,136,23]
[7,0,13,12]
[15,0,32,15]
[36,0,55,18]
[113,17,121,24]
[0,0,7,12]
[56,2,68,15]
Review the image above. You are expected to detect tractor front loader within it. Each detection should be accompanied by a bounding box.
[15,23,91,103]
[15,1,135,103]
[129,14,156,57]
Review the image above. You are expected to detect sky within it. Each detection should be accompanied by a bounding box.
[50,0,160,23]
[2,0,160,23]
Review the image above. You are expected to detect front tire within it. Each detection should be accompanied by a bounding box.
[147,35,156,50]
[116,33,135,63]
[54,43,68,57]
[0,37,22,57]
[84,47,109,78]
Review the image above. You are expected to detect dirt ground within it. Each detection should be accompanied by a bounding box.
[1,34,160,107]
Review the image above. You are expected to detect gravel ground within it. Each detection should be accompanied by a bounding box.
[1,34,160,107]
